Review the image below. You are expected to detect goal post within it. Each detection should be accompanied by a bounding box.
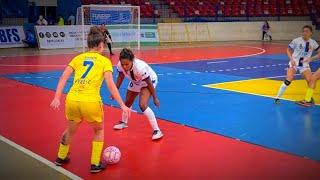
[76,4,141,52]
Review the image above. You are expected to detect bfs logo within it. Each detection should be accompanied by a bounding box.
[0,28,20,43]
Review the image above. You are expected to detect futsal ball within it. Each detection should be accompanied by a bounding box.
[103,146,121,165]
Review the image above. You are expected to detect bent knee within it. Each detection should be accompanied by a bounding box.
[139,104,148,112]
[308,77,317,87]
[284,79,291,86]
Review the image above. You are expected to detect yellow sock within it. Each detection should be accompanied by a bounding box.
[57,143,69,160]
[91,141,104,166]
[304,88,314,102]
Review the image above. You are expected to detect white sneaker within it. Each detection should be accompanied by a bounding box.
[152,130,164,140]
[113,121,128,130]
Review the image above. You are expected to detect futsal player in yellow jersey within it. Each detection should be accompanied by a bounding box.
[50,26,131,173]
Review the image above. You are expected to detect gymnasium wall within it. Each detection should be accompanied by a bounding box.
[158,21,320,43]
[56,0,81,19]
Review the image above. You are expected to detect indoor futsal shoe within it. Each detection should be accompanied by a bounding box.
[90,163,106,173]
[113,121,128,130]
[54,157,70,166]
[152,130,164,141]
[274,98,280,104]
[296,99,314,107]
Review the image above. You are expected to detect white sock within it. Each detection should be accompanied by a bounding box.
[121,111,129,124]
[276,83,288,99]
[143,107,160,131]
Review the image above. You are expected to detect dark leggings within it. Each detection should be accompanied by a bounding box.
[262,31,266,40]
[262,31,272,40]
[107,43,113,53]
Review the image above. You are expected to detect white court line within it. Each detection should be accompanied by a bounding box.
[0,44,219,58]
[0,135,82,180]
[0,46,266,67]
[0,43,268,58]
[152,45,266,65]
[202,84,320,106]
[8,62,288,79]
[202,74,300,87]
[200,73,320,105]
[207,61,229,64]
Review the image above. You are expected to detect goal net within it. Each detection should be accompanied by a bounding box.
[76,4,140,52]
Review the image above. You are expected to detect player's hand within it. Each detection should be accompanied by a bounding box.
[303,57,311,63]
[50,98,60,110]
[121,105,131,119]
[290,60,296,67]
[153,97,160,108]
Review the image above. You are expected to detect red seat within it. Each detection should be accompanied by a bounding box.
[81,0,315,18]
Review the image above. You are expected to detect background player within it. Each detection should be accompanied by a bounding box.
[50,26,131,173]
[274,25,319,104]
[100,24,114,55]
[112,48,164,140]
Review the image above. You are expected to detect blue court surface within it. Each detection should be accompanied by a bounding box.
[4,54,320,161]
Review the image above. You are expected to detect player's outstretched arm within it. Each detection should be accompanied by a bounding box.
[304,47,320,63]
[144,77,160,108]
[110,72,125,100]
[116,72,125,89]
[50,66,74,110]
[104,71,131,117]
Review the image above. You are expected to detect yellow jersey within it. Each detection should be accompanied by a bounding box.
[66,51,113,102]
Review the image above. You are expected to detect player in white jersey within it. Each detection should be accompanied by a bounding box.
[112,48,163,140]
[274,25,319,104]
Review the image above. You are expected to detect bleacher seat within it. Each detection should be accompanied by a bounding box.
[82,0,320,18]
[162,0,319,18]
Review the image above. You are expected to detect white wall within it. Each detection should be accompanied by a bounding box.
[158,21,320,42]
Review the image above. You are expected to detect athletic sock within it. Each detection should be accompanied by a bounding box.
[304,88,314,102]
[143,107,160,131]
[57,143,69,160]
[91,141,104,166]
[276,83,288,99]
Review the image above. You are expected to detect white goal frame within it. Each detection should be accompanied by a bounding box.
[78,4,141,52]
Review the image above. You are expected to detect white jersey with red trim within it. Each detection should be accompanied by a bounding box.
[117,58,157,85]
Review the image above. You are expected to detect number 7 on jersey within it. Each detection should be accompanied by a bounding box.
[81,61,94,78]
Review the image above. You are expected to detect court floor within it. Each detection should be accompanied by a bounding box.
[0,41,320,179]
